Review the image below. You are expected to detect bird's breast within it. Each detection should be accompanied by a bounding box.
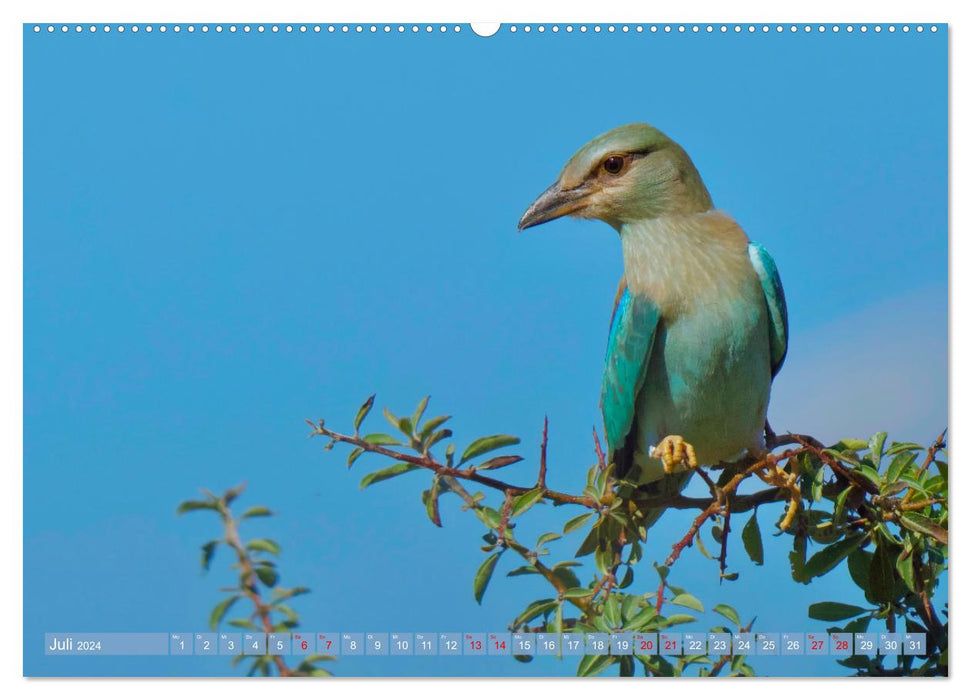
[620,211,755,317]
[620,211,773,475]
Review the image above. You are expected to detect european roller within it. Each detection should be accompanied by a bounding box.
[519,123,788,507]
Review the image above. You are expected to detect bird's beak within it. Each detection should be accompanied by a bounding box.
[518,182,590,231]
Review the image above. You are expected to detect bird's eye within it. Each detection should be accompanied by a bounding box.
[603,155,625,175]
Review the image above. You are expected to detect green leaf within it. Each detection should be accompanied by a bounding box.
[809,462,825,503]
[411,396,429,433]
[382,407,399,431]
[574,523,601,557]
[885,442,923,456]
[246,539,281,556]
[200,540,218,570]
[860,463,884,488]
[473,550,502,604]
[255,566,279,587]
[662,614,696,627]
[899,512,948,545]
[222,484,246,505]
[360,433,402,446]
[847,548,872,591]
[577,654,617,677]
[594,547,613,576]
[833,485,854,528]
[789,533,808,583]
[712,603,740,626]
[419,415,451,440]
[886,452,917,484]
[896,546,918,593]
[421,477,443,527]
[694,530,714,559]
[299,654,337,666]
[564,512,595,534]
[354,394,375,433]
[624,605,659,630]
[620,594,643,622]
[802,533,866,581]
[425,429,453,450]
[511,487,544,517]
[478,506,502,529]
[269,586,310,604]
[459,435,521,465]
[228,618,258,631]
[898,476,931,499]
[176,500,218,515]
[807,511,840,545]
[807,602,868,621]
[274,603,298,621]
[477,455,523,471]
[869,432,888,467]
[868,541,896,603]
[603,594,621,629]
[346,447,365,468]
[742,511,764,566]
[514,598,558,627]
[836,438,869,451]
[562,587,594,599]
[536,532,561,548]
[552,567,581,590]
[670,593,704,612]
[209,595,239,630]
[241,506,273,519]
[359,463,421,489]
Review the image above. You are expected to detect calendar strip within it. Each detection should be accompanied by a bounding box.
[44,631,927,657]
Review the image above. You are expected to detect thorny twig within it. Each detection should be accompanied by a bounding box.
[718,508,732,580]
[311,421,596,508]
[215,497,292,677]
[537,416,549,491]
[903,429,947,504]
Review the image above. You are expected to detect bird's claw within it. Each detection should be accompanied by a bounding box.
[652,435,698,474]
[754,457,801,531]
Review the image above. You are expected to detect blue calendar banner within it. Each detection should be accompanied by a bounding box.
[41,630,930,659]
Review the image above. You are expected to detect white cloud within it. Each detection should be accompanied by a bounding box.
[769,284,947,445]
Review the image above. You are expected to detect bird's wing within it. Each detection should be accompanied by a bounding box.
[748,242,789,377]
[601,278,661,462]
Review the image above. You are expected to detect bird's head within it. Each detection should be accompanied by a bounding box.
[518,122,713,231]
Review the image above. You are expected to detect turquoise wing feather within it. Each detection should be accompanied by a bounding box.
[600,280,661,460]
[748,242,788,376]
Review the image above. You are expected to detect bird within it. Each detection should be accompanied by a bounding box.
[518,123,788,513]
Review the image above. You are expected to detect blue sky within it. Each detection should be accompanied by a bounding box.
[23,24,947,677]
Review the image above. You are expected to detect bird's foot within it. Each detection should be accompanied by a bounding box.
[754,455,801,531]
[651,435,698,474]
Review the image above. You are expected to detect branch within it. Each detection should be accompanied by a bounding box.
[903,429,947,504]
[313,422,596,508]
[440,475,591,615]
[592,427,607,470]
[718,508,732,580]
[537,416,549,490]
[665,502,720,567]
[217,501,292,677]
